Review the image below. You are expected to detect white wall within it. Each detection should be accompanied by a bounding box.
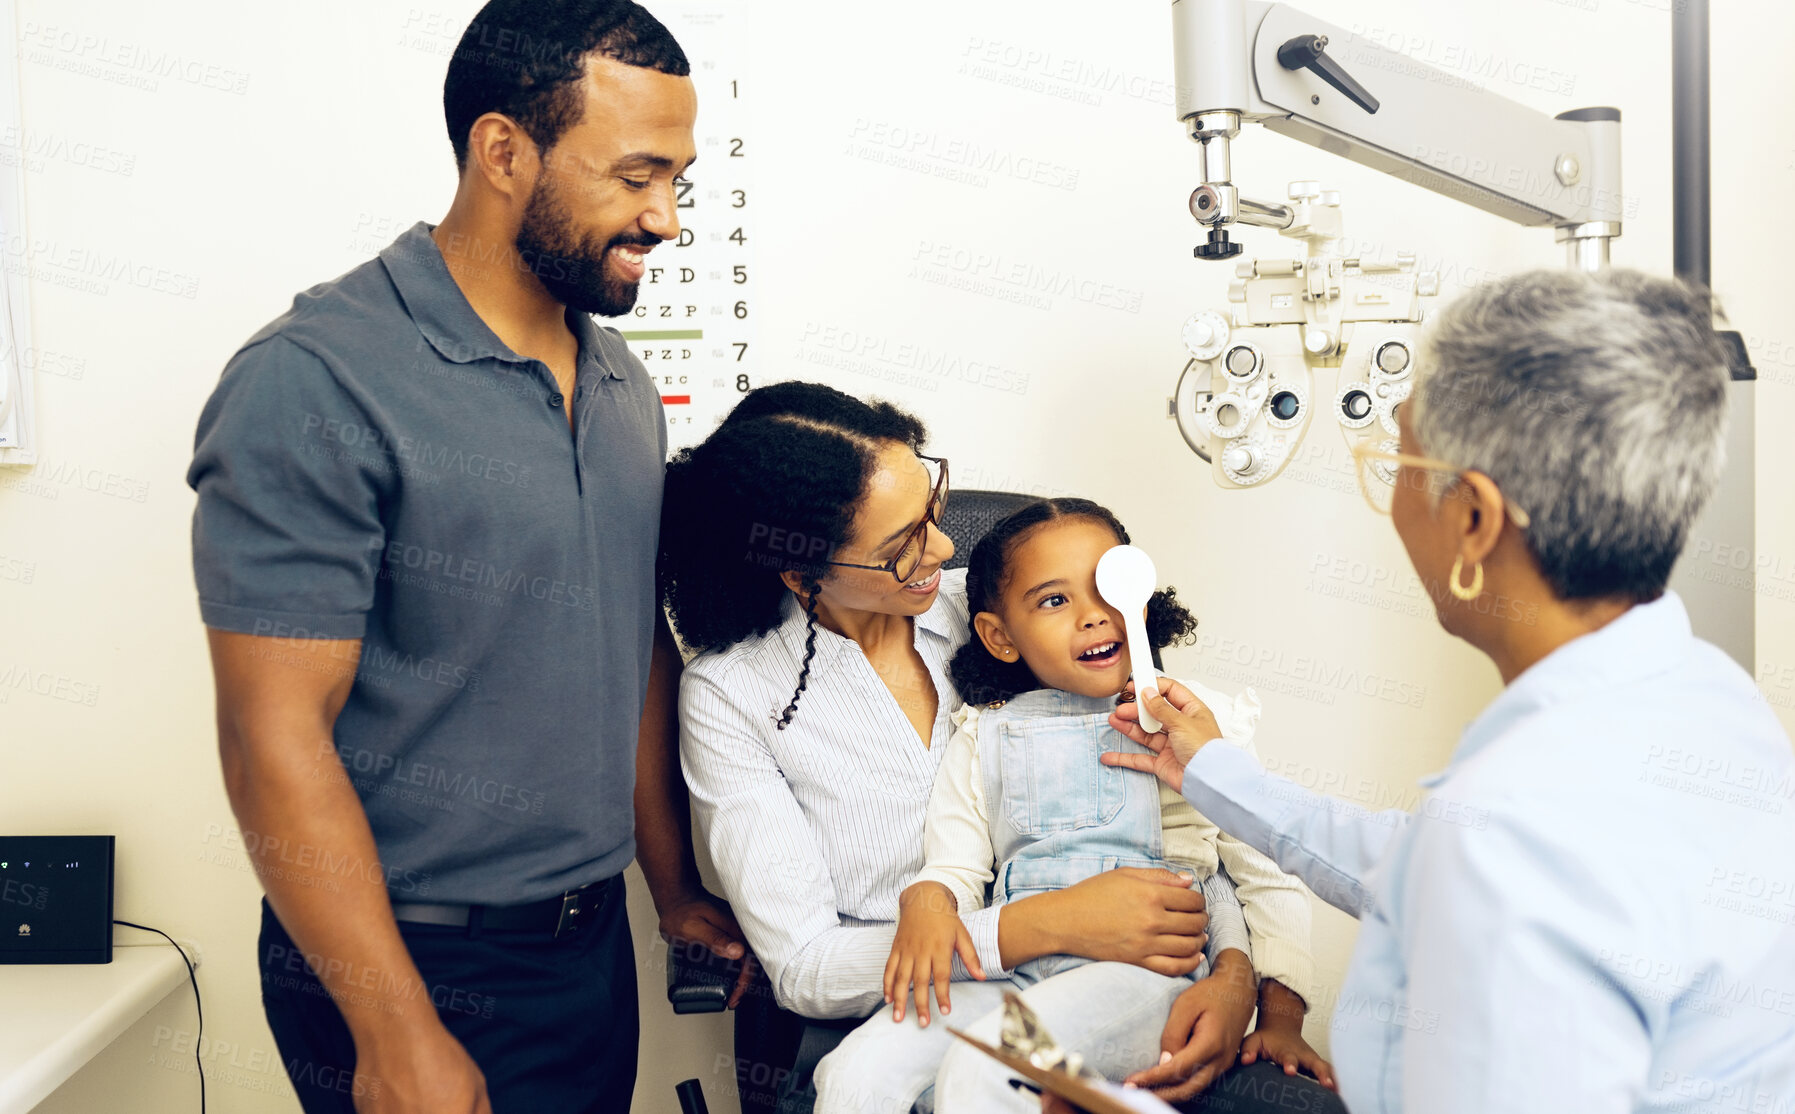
[3,1,1791,1112]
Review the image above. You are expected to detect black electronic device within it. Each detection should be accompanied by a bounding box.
[0,835,115,963]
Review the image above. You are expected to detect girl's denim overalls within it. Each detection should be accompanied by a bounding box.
[973,688,1242,985]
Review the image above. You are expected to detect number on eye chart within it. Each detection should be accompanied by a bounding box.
[615,1,757,450]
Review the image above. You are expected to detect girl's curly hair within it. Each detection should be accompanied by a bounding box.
[948,498,1199,707]
[659,381,928,729]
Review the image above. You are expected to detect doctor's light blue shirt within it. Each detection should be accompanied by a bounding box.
[1181,592,1795,1114]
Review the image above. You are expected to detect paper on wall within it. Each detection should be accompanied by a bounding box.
[0,0,31,468]
[0,254,35,465]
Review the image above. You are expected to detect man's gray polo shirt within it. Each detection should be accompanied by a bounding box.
[189,221,666,905]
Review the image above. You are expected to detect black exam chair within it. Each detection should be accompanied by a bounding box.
[672,489,1159,1114]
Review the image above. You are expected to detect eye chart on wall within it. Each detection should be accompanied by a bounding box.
[623,2,757,452]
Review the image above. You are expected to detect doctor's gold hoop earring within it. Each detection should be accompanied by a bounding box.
[1449,556,1484,601]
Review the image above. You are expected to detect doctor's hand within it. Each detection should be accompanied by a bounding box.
[1104,680,1225,795]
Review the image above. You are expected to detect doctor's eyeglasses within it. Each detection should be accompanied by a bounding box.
[824,455,950,583]
[1350,442,1531,528]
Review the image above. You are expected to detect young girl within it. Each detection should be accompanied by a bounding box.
[814,498,1334,1114]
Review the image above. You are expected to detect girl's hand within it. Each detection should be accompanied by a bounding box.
[1240,1025,1337,1090]
[1242,978,1336,1089]
[1103,679,1225,794]
[1122,949,1257,1102]
[883,882,983,1026]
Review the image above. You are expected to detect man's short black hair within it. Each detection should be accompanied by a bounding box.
[443,0,690,171]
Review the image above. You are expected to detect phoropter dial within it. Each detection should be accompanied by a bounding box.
[1182,311,1231,361]
[1220,435,1275,484]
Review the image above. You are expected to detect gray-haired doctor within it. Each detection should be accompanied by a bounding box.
[1104,269,1795,1113]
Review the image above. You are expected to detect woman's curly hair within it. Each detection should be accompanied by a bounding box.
[948,498,1199,707]
[659,381,928,729]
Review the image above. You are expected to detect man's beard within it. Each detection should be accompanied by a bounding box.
[515,172,654,318]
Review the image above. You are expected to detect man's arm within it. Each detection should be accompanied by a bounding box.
[209,629,489,1114]
[632,611,754,1006]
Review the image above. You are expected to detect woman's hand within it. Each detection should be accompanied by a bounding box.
[1028,868,1210,977]
[1122,949,1257,1102]
[884,882,984,1026]
[1104,679,1226,795]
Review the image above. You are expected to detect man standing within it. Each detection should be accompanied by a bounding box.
[188,3,746,1110]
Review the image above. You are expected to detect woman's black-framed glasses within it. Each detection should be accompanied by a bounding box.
[824,455,950,583]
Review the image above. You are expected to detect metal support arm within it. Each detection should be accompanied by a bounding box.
[1171,0,1622,269]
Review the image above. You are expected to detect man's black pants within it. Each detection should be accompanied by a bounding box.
[257,876,638,1113]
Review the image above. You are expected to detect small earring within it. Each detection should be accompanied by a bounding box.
[1448,555,1483,601]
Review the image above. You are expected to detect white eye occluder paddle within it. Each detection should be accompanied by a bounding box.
[1094,544,1163,734]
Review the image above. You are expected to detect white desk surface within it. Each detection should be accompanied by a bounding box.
[0,943,193,1114]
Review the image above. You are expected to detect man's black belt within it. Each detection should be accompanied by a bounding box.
[390,875,618,939]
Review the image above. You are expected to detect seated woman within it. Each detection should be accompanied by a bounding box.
[662,383,1327,1112]
[862,497,1336,1113]
[1103,269,1795,1111]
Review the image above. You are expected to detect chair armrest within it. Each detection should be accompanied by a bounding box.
[666,938,737,1015]
[781,1014,866,1109]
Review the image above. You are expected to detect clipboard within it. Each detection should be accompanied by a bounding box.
[946,1028,1181,1114]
